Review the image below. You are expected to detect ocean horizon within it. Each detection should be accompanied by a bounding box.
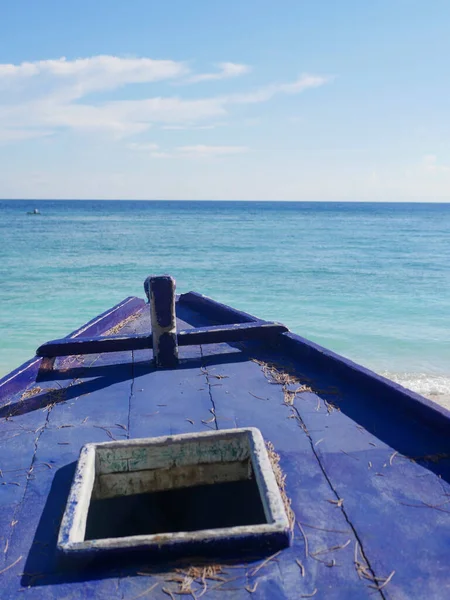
[1,199,449,408]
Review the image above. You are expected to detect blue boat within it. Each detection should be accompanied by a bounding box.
[0,275,449,599]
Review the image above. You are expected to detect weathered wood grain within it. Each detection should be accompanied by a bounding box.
[0,291,449,599]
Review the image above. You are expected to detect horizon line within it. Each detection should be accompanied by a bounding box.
[1,198,450,204]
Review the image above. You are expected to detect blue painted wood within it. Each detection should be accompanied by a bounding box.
[1,286,450,599]
[280,331,450,434]
[98,313,229,599]
[0,296,144,404]
[229,345,450,599]
[200,342,374,599]
[36,333,153,356]
[64,297,145,339]
[36,322,288,358]
[128,310,216,440]
[292,392,450,600]
[178,321,288,344]
[2,356,134,597]
[148,275,178,368]
[148,275,176,329]
[0,319,140,598]
[179,291,260,324]
[143,275,152,302]
[0,357,41,405]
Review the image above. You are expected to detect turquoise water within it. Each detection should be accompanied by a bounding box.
[1,200,449,402]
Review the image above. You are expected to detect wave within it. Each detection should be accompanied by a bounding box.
[381,371,450,409]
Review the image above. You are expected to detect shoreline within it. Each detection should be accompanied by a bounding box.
[420,393,450,411]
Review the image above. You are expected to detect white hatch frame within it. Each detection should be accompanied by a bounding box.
[57,427,291,558]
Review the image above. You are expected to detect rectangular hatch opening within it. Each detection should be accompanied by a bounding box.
[58,428,291,560]
[85,469,267,540]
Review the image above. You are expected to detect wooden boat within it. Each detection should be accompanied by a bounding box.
[0,275,449,599]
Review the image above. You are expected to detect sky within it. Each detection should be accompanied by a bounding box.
[0,0,449,201]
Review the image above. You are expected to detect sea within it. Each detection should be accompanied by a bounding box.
[1,200,449,408]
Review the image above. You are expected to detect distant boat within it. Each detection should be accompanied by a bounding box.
[26,208,41,215]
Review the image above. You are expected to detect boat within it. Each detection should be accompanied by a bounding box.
[26,208,41,215]
[0,275,449,599]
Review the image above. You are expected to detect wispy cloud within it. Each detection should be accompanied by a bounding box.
[128,143,248,159]
[422,154,450,173]
[0,128,54,144]
[176,145,248,158]
[127,142,159,151]
[0,56,188,97]
[149,151,172,159]
[0,56,331,142]
[226,73,332,104]
[186,62,251,83]
[161,123,222,130]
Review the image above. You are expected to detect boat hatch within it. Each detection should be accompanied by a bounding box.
[57,428,291,560]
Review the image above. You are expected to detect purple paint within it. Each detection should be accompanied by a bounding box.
[149,275,176,328]
[148,275,178,368]
[0,296,145,404]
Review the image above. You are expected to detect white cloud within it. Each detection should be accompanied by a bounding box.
[126,143,174,159]
[186,62,251,83]
[131,144,248,159]
[0,56,331,142]
[226,73,332,104]
[0,56,188,98]
[150,151,172,159]
[422,154,450,173]
[176,145,248,158]
[161,123,222,130]
[0,128,53,144]
[127,142,159,151]
[1,95,227,138]
[279,73,332,94]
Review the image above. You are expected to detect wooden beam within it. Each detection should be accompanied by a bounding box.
[36,321,288,358]
[146,275,179,368]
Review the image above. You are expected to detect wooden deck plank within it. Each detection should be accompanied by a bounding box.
[202,342,375,600]
[1,299,449,598]
[0,369,88,582]
[290,385,450,600]
[0,339,134,597]
[116,313,230,599]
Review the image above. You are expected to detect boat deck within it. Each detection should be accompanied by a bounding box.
[0,295,449,599]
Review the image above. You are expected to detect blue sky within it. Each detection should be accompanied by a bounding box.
[0,0,449,201]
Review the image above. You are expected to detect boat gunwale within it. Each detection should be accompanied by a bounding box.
[1,289,449,435]
[179,290,450,433]
[0,296,145,402]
